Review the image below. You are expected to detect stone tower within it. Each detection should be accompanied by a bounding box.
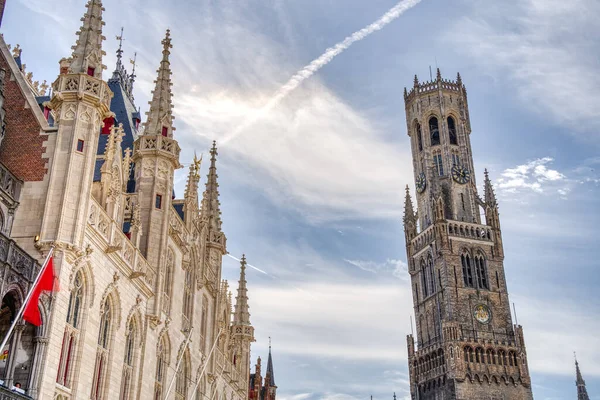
[403,70,533,400]
[132,29,180,315]
[41,0,111,246]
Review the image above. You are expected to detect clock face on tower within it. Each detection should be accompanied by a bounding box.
[416,172,427,193]
[452,164,471,184]
[474,304,492,324]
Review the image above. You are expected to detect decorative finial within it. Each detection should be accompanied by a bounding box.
[393,393,397,400]
[192,151,203,177]
[413,74,419,87]
[436,67,442,81]
[39,80,48,96]
[456,72,462,85]
[269,336,271,350]
[403,87,408,99]
[116,27,124,62]
[12,44,21,58]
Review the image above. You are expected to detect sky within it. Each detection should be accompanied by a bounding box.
[3,0,600,398]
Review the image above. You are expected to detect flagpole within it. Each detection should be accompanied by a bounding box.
[188,327,223,400]
[0,246,54,353]
[164,326,194,400]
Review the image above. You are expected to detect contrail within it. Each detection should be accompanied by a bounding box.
[221,0,423,144]
[226,254,269,275]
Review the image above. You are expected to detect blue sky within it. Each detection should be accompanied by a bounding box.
[3,0,600,398]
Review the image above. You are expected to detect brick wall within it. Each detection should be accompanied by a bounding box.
[0,52,48,181]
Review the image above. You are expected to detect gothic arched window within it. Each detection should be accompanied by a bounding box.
[461,253,474,288]
[154,335,169,400]
[91,297,114,400]
[429,117,440,146]
[427,255,435,294]
[162,249,175,315]
[433,152,444,176]
[416,122,423,152]
[57,271,84,387]
[175,348,190,400]
[120,318,138,400]
[447,116,458,145]
[182,265,194,331]
[475,254,489,290]
[420,259,429,297]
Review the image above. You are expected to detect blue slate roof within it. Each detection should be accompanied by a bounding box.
[35,96,54,126]
[173,203,184,221]
[93,75,139,191]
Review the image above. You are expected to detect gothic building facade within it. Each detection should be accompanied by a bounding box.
[0,0,261,399]
[402,71,533,399]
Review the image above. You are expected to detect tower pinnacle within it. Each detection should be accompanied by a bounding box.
[108,27,135,102]
[233,254,251,325]
[484,169,498,206]
[200,141,222,232]
[69,0,106,77]
[403,185,416,223]
[144,29,174,137]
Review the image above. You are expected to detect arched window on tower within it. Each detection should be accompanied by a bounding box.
[57,271,84,387]
[427,254,435,295]
[429,117,440,146]
[154,335,169,400]
[448,116,458,145]
[433,153,444,176]
[416,122,423,152]
[91,296,114,400]
[461,253,474,288]
[420,259,429,298]
[475,254,489,290]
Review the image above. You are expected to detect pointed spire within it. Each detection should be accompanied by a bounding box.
[575,354,590,400]
[393,393,397,400]
[436,67,442,81]
[403,185,416,223]
[200,141,222,231]
[144,29,174,137]
[109,27,135,102]
[413,74,419,87]
[185,152,202,199]
[456,72,462,86]
[69,0,107,77]
[233,254,251,325]
[484,169,497,206]
[266,339,276,387]
[129,52,137,94]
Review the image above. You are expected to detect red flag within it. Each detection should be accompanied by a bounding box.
[23,257,56,326]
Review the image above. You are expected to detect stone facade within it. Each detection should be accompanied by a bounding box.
[403,71,534,400]
[0,1,260,399]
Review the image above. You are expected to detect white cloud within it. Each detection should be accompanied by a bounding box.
[495,157,565,195]
[446,0,600,133]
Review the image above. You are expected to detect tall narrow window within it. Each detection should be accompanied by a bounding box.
[155,194,163,209]
[429,117,440,146]
[452,153,460,166]
[91,297,113,400]
[461,193,466,211]
[475,255,489,290]
[57,272,83,387]
[461,253,474,288]
[434,154,444,176]
[162,126,168,137]
[175,349,190,400]
[416,123,423,152]
[162,249,174,315]
[427,255,435,295]
[420,259,428,297]
[120,319,137,400]
[448,116,458,145]
[200,299,208,354]
[154,336,169,400]
[182,266,194,331]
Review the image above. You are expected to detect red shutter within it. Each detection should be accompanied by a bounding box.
[87,67,95,76]
[162,126,168,137]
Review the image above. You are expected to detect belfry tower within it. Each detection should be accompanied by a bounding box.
[403,70,533,400]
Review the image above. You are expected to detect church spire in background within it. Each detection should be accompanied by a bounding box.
[69,0,106,77]
[575,354,590,400]
[143,29,174,137]
[108,27,135,102]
